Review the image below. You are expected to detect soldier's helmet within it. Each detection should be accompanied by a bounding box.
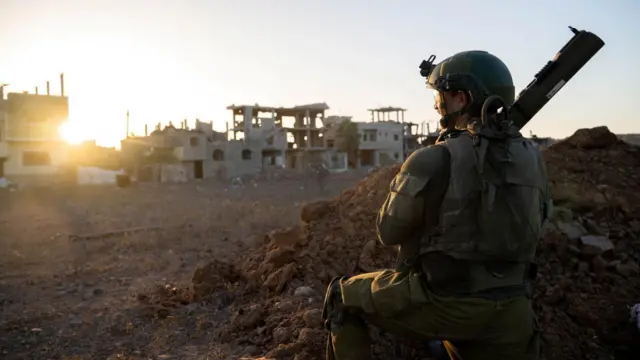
[421,51,515,108]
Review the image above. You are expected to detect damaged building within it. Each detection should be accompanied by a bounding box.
[0,75,71,185]
[121,103,333,181]
[120,119,229,182]
[223,103,330,172]
[119,102,437,181]
[323,107,433,168]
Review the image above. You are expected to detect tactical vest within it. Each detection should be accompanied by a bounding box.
[421,129,548,292]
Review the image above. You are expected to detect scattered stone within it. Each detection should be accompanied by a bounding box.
[233,305,264,329]
[302,309,323,328]
[580,235,615,255]
[273,300,296,312]
[557,221,586,240]
[263,262,296,293]
[268,226,306,248]
[615,261,640,277]
[552,206,574,222]
[264,247,296,268]
[265,343,302,358]
[297,328,323,344]
[582,218,607,235]
[243,345,261,356]
[293,286,316,298]
[273,326,293,344]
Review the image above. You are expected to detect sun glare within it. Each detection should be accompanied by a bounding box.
[58,122,89,145]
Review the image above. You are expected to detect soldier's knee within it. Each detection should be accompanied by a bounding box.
[322,276,350,330]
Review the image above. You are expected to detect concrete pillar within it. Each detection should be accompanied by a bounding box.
[243,106,252,135]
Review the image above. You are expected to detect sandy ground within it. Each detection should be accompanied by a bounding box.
[0,170,369,360]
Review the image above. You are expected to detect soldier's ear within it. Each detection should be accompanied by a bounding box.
[456,91,469,107]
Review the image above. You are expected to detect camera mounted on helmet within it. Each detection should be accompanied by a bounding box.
[419,55,437,78]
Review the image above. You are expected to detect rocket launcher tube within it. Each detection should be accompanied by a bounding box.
[508,26,605,129]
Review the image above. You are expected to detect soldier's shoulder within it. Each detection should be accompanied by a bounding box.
[401,145,450,177]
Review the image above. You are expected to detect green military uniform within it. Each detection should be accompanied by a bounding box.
[323,51,552,360]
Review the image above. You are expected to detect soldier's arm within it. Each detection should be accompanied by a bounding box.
[376,145,450,246]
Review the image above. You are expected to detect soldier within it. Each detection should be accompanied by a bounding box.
[322,51,551,360]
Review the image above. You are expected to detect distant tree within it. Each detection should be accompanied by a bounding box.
[336,119,360,168]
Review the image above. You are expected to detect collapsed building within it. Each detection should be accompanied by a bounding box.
[222,103,330,173]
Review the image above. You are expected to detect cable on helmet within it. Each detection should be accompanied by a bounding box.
[481,95,512,134]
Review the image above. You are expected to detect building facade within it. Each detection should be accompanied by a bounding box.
[0,86,71,184]
[356,121,404,166]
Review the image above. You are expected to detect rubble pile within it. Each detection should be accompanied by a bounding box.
[142,126,638,359]
[232,164,408,359]
[535,126,640,359]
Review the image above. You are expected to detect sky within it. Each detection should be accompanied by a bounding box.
[0,0,637,147]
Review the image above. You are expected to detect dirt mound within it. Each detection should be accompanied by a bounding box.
[234,165,409,358]
[561,125,621,150]
[183,126,639,359]
[536,126,640,359]
[545,126,640,218]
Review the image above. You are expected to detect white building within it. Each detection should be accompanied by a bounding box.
[356,121,404,166]
[324,116,405,168]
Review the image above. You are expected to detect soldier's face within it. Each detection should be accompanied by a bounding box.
[433,91,466,116]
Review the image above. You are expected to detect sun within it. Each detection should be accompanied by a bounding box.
[58,121,89,145]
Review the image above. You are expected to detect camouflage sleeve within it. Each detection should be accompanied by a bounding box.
[376,145,450,246]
